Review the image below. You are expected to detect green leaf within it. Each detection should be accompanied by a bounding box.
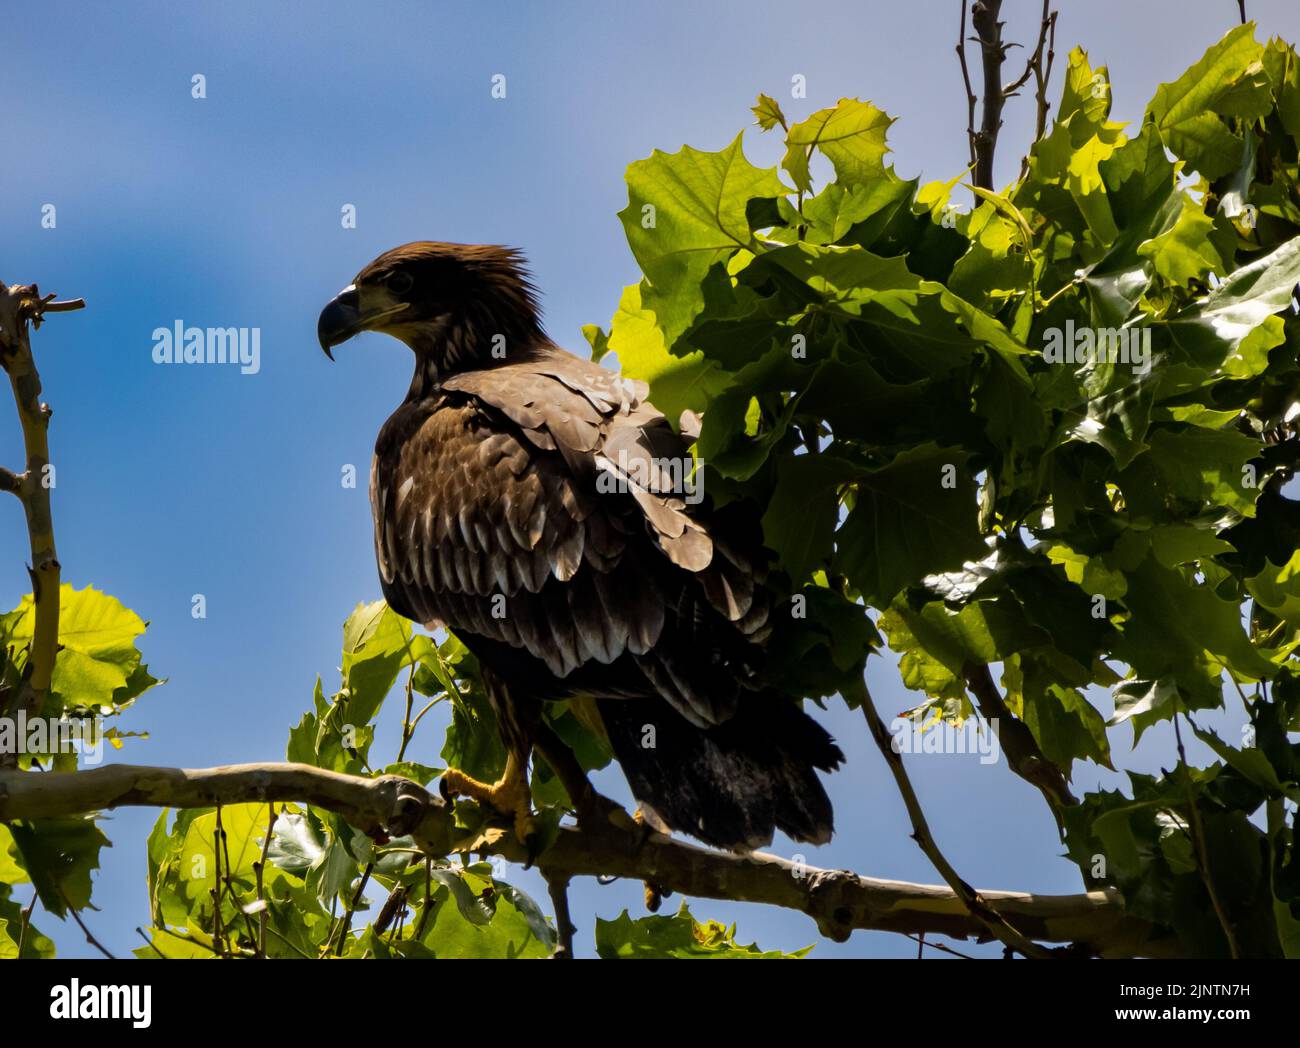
[8,817,108,917]
[1165,235,1300,369]
[0,885,54,958]
[415,869,554,958]
[2,585,148,714]
[440,667,508,785]
[596,904,810,959]
[179,803,276,901]
[760,453,855,584]
[1147,24,1267,180]
[0,824,27,884]
[619,133,786,344]
[751,93,786,131]
[606,282,731,421]
[782,99,894,194]
[1117,425,1262,519]
[836,445,986,606]
[1137,195,1229,287]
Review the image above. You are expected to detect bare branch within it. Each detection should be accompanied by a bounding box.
[964,663,1077,821]
[62,894,116,959]
[957,1,979,168]
[970,0,1008,189]
[544,870,576,959]
[855,680,1053,958]
[0,761,1180,957]
[1173,710,1240,958]
[0,280,77,758]
[1030,4,1059,149]
[959,1,1058,189]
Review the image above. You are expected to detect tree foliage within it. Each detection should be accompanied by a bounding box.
[586,23,1300,959]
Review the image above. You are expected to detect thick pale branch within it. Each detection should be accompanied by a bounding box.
[0,761,1180,957]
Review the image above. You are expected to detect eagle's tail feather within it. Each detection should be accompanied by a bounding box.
[599,694,843,851]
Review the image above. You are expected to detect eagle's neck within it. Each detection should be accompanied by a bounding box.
[404,307,545,401]
[407,352,443,400]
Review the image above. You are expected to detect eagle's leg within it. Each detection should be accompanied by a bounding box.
[439,667,538,848]
[533,723,632,833]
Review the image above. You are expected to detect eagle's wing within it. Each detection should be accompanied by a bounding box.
[372,354,769,728]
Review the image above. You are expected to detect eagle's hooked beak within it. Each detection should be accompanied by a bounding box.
[317,284,363,360]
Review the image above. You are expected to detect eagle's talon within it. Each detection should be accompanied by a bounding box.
[440,758,537,851]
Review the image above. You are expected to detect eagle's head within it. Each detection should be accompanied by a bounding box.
[317,241,543,374]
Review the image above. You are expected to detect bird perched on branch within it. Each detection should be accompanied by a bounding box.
[318,242,842,851]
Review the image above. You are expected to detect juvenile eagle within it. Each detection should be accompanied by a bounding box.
[318,242,842,850]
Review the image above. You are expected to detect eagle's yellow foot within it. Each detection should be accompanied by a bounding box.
[439,755,538,855]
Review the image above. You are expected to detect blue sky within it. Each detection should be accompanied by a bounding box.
[3,0,1297,958]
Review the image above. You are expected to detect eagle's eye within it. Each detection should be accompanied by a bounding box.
[386,271,414,295]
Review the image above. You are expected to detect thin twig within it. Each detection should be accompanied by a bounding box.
[415,857,435,940]
[253,803,278,957]
[397,661,417,761]
[331,861,374,956]
[957,1,979,168]
[1172,710,1240,958]
[16,889,37,957]
[61,892,115,959]
[216,803,260,949]
[211,804,228,957]
[544,870,576,959]
[135,927,168,959]
[407,695,445,737]
[1033,7,1058,143]
[905,932,977,959]
[854,678,1055,959]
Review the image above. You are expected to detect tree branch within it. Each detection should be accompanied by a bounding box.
[956,1,979,170]
[959,1,1058,190]
[855,679,1053,958]
[0,761,1179,957]
[964,663,1077,823]
[543,870,576,959]
[969,0,1008,189]
[0,281,83,759]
